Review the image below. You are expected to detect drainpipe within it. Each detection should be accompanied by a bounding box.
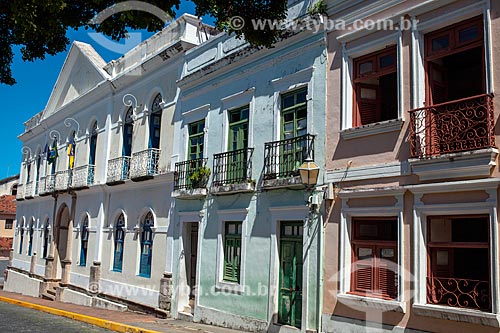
[317,200,324,333]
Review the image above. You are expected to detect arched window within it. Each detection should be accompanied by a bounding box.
[27,221,34,256]
[113,214,125,272]
[42,219,50,259]
[26,160,31,184]
[139,212,154,277]
[11,184,17,196]
[80,217,89,266]
[35,154,42,194]
[89,122,98,166]
[123,107,134,157]
[19,221,24,255]
[149,94,162,149]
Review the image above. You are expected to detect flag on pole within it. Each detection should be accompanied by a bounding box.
[48,140,58,164]
[67,136,75,169]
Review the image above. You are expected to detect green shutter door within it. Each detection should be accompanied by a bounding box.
[227,107,249,183]
[281,89,308,176]
[278,222,303,328]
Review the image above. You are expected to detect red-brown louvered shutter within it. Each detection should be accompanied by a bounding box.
[355,84,380,126]
[429,63,448,105]
[376,247,398,299]
[354,246,374,293]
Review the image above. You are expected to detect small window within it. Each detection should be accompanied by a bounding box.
[139,212,154,277]
[353,47,398,127]
[188,120,205,161]
[80,217,89,266]
[27,224,34,256]
[351,217,398,299]
[42,220,49,259]
[149,94,163,149]
[223,221,242,283]
[281,88,308,140]
[113,214,125,272]
[5,219,13,229]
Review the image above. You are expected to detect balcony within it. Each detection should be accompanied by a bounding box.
[25,181,34,199]
[16,184,24,201]
[107,156,131,185]
[173,158,208,199]
[409,95,497,180]
[211,148,254,195]
[263,134,315,189]
[427,277,490,312]
[130,148,161,181]
[71,165,95,189]
[55,170,71,192]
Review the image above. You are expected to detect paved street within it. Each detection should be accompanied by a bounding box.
[0,300,112,332]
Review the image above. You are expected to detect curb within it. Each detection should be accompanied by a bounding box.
[0,295,162,333]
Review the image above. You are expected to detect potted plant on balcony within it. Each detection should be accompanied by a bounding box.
[189,166,211,189]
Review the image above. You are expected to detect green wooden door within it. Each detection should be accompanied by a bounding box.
[227,107,248,182]
[278,222,303,328]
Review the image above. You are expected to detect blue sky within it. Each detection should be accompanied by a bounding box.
[0,1,212,179]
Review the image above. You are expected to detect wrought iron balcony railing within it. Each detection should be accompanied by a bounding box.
[410,94,495,158]
[213,148,254,186]
[427,276,491,312]
[107,156,131,184]
[38,178,46,195]
[263,134,315,180]
[71,165,95,188]
[130,148,161,179]
[46,174,56,193]
[55,170,71,192]
[24,181,34,198]
[174,158,208,190]
[16,184,24,200]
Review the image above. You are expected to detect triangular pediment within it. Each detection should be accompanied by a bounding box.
[42,41,109,119]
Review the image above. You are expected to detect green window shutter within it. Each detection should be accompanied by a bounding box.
[188,120,205,160]
[223,222,242,283]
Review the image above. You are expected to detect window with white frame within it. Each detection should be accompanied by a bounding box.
[353,47,397,127]
[350,217,398,300]
[223,221,242,283]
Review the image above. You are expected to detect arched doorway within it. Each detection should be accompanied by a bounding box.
[53,204,71,280]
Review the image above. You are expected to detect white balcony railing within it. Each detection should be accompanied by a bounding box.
[55,170,71,191]
[71,165,95,188]
[46,174,56,193]
[130,149,160,179]
[107,156,131,183]
[37,178,46,195]
[25,181,34,198]
[16,184,24,200]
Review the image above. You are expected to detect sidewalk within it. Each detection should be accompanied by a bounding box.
[0,290,244,333]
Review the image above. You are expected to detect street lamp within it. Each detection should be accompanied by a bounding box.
[298,158,320,189]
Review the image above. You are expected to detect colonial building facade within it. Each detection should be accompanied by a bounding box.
[323,0,500,332]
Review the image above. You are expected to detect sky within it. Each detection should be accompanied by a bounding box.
[0,1,213,179]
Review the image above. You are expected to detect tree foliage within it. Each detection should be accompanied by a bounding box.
[0,0,288,85]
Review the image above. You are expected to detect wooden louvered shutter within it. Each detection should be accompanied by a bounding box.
[377,247,397,299]
[353,246,374,293]
[429,63,448,105]
[355,84,380,126]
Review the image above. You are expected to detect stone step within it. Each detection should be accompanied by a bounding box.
[178,311,194,322]
[41,293,55,301]
[47,289,56,296]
